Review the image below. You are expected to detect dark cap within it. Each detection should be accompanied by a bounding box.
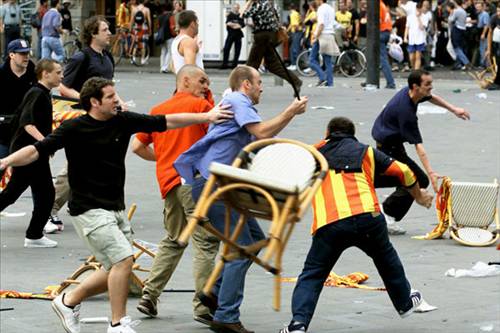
[7,39,31,54]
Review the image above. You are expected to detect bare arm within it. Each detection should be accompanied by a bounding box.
[180,38,198,65]
[58,83,80,100]
[408,182,433,208]
[24,125,44,141]
[415,143,439,193]
[131,137,156,161]
[245,97,308,140]
[429,95,470,120]
[0,146,40,170]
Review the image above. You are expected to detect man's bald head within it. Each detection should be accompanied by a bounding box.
[176,65,210,98]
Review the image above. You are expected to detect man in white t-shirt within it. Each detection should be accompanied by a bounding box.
[309,0,339,87]
[404,2,429,70]
[399,0,416,17]
[171,10,204,74]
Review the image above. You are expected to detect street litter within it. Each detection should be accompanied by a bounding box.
[311,106,335,110]
[445,261,500,278]
[417,105,447,115]
[415,299,438,313]
[81,317,109,324]
[0,212,26,218]
[480,324,494,332]
[476,93,488,99]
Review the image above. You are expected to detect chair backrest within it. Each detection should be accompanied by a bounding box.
[249,143,316,193]
[450,181,499,228]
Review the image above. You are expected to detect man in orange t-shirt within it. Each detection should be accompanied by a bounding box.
[131,65,219,326]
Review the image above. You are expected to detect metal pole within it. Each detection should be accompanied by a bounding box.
[366,0,380,87]
[274,0,284,87]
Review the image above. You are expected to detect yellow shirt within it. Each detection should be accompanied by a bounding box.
[289,10,302,33]
[304,10,317,40]
[335,11,352,30]
[116,3,130,29]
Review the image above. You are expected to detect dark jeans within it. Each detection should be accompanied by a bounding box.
[290,31,304,65]
[0,159,54,239]
[451,26,470,66]
[246,31,302,88]
[222,34,242,67]
[380,30,395,87]
[3,24,20,58]
[192,176,265,323]
[493,43,500,85]
[374,143,429,221]
[290,213,413,329]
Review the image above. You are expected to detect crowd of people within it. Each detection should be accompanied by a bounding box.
[0,1,490,333]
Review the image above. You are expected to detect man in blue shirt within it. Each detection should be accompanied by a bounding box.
[372,70,469,234]
[476,2,490,68]
[41,0,64,62]
[175,65,308,333]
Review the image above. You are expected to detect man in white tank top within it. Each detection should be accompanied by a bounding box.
[171,10,204,74]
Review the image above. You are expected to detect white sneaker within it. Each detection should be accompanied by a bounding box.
[24,236,57,248]
[52,294,81,333]
[387,222,407,235]
[44,221,59,234]
[141,58,148,65]
[107,316,140,333]
[287,65,297,71]
[303,68,312,73]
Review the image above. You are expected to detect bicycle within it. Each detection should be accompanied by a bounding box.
[110,27,132,66]
[296,41,367,78]
[129,31,150,67]
[63,27,82,63]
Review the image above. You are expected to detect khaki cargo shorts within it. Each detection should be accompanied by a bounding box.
[71,209,134,271]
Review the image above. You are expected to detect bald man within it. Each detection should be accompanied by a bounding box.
[131,65,219,326]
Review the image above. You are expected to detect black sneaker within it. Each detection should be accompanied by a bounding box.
[137,293,158,317]
[194,313,213,326]
[315,80,327,87]
[487,83,500,91]
[399,289,423,318]
[197,291,218,315]
[279,321,307,333]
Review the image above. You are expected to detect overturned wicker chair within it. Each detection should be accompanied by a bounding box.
[177,138,328,310]
[448,180,499,247]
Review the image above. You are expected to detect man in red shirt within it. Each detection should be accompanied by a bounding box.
[131,65,219,326]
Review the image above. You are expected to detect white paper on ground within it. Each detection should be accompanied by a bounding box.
[414,299,438,313]
[445,261,500,278]
[480,324,494,332]
[311,106,335,110]
[0,212,27,218]
[417,105,447,115]
[80,317,109,324]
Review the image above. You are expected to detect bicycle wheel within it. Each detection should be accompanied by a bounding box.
[296,49,317,77]
[338,49,367,78]
[63,41,78,63]
[131,41,150,67]
[110,35,124,66]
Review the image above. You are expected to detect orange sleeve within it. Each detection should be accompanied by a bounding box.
[314,139,327,149]
[384,161,417,188]
[135,131,153,145]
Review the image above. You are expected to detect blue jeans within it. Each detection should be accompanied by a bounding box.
[290,213,413,329]
[290,31,304,65]
[380,30,395,87]
[41,36,64,62]
[451,27,470,66]
[309,41,333,86]
[479,38,487,67]
[192,177,265,323]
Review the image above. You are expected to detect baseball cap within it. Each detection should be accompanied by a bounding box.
[7,39,31,54]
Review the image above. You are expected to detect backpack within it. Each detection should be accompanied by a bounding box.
[134,10,145,25]
[30,11,41,29]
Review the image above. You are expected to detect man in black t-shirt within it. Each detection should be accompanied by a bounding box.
[48,15,120,233]
[0,39,36,178]
[372,70,470,234]
[0,59,62,248]
[0,77,232,333]
[221,3,245,69]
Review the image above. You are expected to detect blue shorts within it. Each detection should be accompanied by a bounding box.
[407,43,426,53]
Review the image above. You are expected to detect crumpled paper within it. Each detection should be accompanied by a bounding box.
[445,261,500,278]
